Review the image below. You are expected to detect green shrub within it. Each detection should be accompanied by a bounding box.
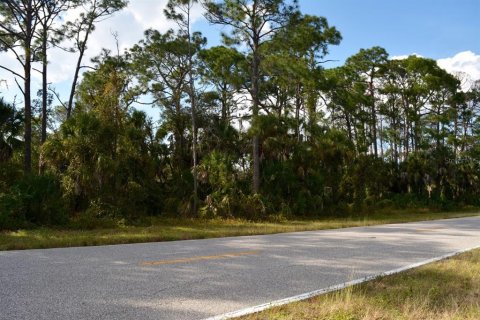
[7,174,68,228]
[0,161,23,190]
[375,199,394,209]
[238,193,267,221]
[0,192,27,229]
[69,209,117,230]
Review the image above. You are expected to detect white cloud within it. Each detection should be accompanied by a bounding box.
[0,51,42,102]
[390,51,480,91]
[126,1,204,32]
[0,1,206,103]
[390,53,424,60]
[391,51,480,82]
[437,51,480,82]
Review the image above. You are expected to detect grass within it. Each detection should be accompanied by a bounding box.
[240,248,480,320]
[0,209,479,251]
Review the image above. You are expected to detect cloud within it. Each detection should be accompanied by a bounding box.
[47,1,205,84]
[390,53,424,60]
[390,51,480,91]
[60,0,205,55]
[0,1,206,102]
[437,51,480,82]
[126,1,204,33]
[391,51,480,82]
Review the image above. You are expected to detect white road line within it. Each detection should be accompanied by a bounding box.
[204,244,480,320]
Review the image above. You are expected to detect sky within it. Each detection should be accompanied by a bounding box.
[1,0,479,109]
[302,0,480,63]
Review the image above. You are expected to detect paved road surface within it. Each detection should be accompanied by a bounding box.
[1,217,479,320]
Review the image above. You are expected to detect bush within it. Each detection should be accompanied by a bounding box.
[375,199,394,209]
[0,161,23,189]
[69,209,117,230]
[0,192,27,229]
[0,174,68,229]
[391,193,424,209]
[199,192,270,221]
[238,193,267,221]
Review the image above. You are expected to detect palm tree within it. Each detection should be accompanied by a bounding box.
[0,98,23,162]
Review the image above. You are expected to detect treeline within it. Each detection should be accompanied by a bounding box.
[1,0,479,229]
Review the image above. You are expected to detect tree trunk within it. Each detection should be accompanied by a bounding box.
[379,115,384,158]
[23,2,33,173]
[252,42,260,194]
[221,83,228,123]
[369,74,378,157]
[187,4,198,216]
[295,83,301,141]
[67,46,85,118]
[39,28,48,174]
[345,114,353,143]
[41,29,48,145]
[67,20,93,118]
[24,56,32,173]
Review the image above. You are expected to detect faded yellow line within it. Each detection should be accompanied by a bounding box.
[415,227,445,233]
[140,250,261,266]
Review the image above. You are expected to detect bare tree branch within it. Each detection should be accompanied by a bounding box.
[0,64,25,79]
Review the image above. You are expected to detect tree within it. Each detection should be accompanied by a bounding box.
[63,0,127,118]
[198,46,245,124]
[130,28,207,214]
[35,1,76,147]
[325,66,362,152]
[0,98,23,163]
[459,81,480,153]
[44,53,162,218]
[165,0,201,215]
[383,56,455,159]
[0,0,43,172]
[204,0,299,194]
[265,12,341,138]
[345,47,388,157]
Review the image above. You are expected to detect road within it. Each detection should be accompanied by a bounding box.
[1,216,479,320]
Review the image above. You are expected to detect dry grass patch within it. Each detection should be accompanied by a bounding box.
[241,249,480,320]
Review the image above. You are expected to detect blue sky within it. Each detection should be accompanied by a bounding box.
[196,0,480,65]
[303,0,479,63]
[1,0,479,107]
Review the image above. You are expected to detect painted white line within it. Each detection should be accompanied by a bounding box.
[204,244,480,320]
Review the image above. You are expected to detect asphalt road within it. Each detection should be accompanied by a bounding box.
[1,216,479,320]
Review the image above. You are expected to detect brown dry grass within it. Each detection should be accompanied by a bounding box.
[241,249,480,320]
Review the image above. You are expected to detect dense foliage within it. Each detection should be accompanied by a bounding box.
[1,0,479,229]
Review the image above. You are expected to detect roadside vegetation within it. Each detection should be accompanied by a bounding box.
[240,248,480,320]
[1,209,478,250]
[1,1,480,234]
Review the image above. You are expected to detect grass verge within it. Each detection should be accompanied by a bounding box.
[0,209,478,251]
[240,248,480,320]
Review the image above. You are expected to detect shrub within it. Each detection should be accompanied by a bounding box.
[1,174,69,228]
[375,199,394,209]
[0,192,27,230]
[69,209,117,230]
[238,193,267,221]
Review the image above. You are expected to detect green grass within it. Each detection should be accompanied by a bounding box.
[240,248,480,320]
[0,209,478,251]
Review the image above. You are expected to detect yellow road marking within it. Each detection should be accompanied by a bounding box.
[415,227,445,233]
[140,250,260,266]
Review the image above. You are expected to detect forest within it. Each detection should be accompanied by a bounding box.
[1,0,479,230]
